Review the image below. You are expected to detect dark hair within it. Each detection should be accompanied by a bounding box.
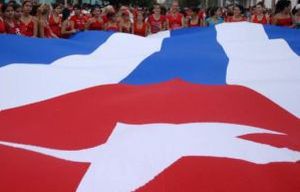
[73,4,81,10]
[234,4,245,14]
[52,3,62,9]
[13,3,21,10]
[209,6,220,17]
[256,1,265,8]
[7,0,16,7]
[2,3,12,13]
[22,0,32,7]
[192,7,199,13]
[275,0,291,14]
[91,5,101,15]
[62,8,71,21]
[106,12,115,20]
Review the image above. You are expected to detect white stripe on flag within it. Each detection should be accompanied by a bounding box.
[217,22,300,117]
[0,33,165,110]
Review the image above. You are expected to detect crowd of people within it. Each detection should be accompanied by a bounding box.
[0,0,299,39]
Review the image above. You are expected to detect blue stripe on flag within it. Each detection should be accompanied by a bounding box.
[263,25,300,56]
[121,26,229,85]
[0,31,113,67]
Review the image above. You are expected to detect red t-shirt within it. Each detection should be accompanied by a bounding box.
[5,20,20,34]
[133,21,147,37]
[0,18,6,33]
[166,13,183,30]
[226,16,247,22]
[252,14,268,24]
[49,15,62,37]
[276,17,293,27]
[88,18,104,30]
[148,14,165,34]
[70,15,86,31]
[20,19,34,37]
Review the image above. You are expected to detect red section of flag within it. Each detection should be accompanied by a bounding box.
[0,80,299,151]
[137,156,300,192]
[0,145,89,192]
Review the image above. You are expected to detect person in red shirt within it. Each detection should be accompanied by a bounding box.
[61,8,76,38]
[70,4,86,31]
[38,4,57,38]
[3,3,19,34]
[119,11,132,33]
[147,3,166,34]
[19,0,37,37]
[105,12,119,32]
[13,4,22,27]
[133,9,148,37]
[0,3,6,33]
[187,8,201,27]
[0,9,6,33]
[85,5,105,31]
[166,1,185,30]
[226,4,247,22]
[272,0,293,27]
[251,2,270,24]
[49,3,63,37]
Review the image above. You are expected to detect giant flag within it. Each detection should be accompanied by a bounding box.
[0,22,300,192]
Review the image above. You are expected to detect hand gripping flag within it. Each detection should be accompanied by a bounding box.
[0,22,300,192]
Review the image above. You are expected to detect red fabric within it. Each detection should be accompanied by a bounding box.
[133,22,147,37]
[4,21,19,34]
[19,19,34,37]
[89,19,104,30]
[226,16,247,22]
[252,14,268,24]
[61,21,73,39]
[0,18,5,33]
[137,157,300,192]
[0,145,89,192]
[148,15,166,34]
[276,17,293,27]
[49,15,61,37]
[70,15,86,31]
[167,13,183,30]
[106,24,119,32]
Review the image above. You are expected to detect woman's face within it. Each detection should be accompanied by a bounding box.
[74,8,81,16]
[55,5,63,14]
[153,5,161,14]
[23,2,32,14]
[5,6,14,19]
[256,5,263,14]
[93,8,101,17]
[171,2,179,13]
[14,7,22,19]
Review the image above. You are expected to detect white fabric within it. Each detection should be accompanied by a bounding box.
[216,22,300,117]
[0,33,165,110]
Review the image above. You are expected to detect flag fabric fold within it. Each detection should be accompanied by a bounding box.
[0,22,300,192]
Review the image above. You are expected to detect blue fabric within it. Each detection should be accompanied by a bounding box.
[264,25,300,56]
[122,27,229,85]
[0,31,114,67]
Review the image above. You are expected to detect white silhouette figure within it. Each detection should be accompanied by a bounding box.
[0,122,299,192]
